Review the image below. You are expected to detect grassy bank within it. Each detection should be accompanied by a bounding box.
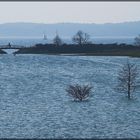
[14,43,140,57]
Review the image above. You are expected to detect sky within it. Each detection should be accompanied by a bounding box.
[0,2,140,24]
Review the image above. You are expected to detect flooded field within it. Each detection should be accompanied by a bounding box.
[0,54,140,138]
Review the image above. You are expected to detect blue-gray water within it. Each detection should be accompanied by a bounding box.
[0,54,140,138]
[0,37,135,47]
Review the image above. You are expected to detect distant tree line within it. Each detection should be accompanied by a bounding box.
[51,30,140,47]
[52,30,92,46]
[135,35,140,46]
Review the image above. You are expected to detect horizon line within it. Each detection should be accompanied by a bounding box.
[0,20,140,25]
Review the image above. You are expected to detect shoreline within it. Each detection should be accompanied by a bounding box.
[0,43,140,57]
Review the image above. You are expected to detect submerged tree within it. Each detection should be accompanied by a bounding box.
[134,35,140,46]
[72,30,91,46]
[53,32,62,46]
[117,60,139,99]
[66,84,93,101]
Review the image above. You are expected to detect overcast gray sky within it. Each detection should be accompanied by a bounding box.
[0,2,140,24]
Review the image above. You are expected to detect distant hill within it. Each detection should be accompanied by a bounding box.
[0,21,140,38]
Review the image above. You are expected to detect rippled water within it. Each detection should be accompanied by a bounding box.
[0,54,140,138]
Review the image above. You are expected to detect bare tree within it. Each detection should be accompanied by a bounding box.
[53,33,62,46]
[66,84,93,101]
[72,30,91,46]
[134,35,140,46]
[117,60,138,99]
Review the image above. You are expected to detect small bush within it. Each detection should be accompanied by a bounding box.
[66,84,93,101]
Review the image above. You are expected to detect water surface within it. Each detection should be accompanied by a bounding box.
[0,54,140,138]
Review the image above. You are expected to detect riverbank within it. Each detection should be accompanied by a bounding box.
[14,43,140,57]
